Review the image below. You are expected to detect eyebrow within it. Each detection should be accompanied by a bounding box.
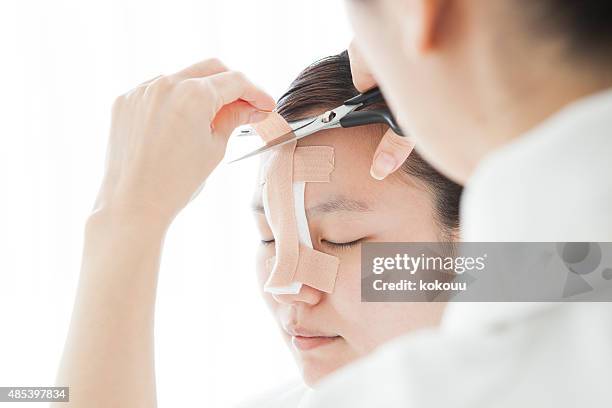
[251,196,372,216]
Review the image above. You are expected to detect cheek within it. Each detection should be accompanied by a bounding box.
[256,245,279,312]
[346,302,447,355]
[345,0,402,59]
[325,248,370,348]
[255,245,271,287]
[345,0,386,33]
[333,249,362,296]
[330,246,446,355]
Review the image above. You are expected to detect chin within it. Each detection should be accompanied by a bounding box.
[296,348,357,387]
[300,359,340,387]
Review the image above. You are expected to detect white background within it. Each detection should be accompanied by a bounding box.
[0,1,352,406]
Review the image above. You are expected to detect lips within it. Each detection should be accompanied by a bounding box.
[283,324,340,351]
[291,335,340,351]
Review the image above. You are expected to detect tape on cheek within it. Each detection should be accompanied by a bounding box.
[254,115,339,295]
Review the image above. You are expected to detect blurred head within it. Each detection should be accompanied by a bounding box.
[252,51,462,385]
[344,0,612,182]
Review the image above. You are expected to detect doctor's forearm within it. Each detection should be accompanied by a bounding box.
[54,209,169,408]
[50,57,275,407]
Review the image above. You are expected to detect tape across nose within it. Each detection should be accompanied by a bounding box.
[253,113,339,295]
[265,244,340,294]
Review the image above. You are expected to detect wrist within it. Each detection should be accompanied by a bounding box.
[85,205,173,237]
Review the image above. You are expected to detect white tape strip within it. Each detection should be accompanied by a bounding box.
[293,181,313,248]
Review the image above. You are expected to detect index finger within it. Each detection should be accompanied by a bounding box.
[197,70,276,117]
[170,58,229,81]
[348,40,377,92]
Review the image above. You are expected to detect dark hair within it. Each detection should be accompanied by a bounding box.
[276,51,462,236]
[521,0,612,63]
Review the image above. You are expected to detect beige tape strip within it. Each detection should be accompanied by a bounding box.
[293,146,335,182]
[266,244,339,294]
[262,141,301,292]
[293,244,339,292]
[252,112,293,143]
[254,114,339,294]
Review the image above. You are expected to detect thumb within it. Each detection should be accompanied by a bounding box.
[211,100,270,139]
[348,40,377,92]
[370,128,415,180]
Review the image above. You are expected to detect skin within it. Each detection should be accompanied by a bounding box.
[53,59,276,408]
[345,0,612,183]
[252,124,447,385]
[52,57,426,407]
[54,1,612,407]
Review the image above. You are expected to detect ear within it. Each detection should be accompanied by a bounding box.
[400,0,447,55]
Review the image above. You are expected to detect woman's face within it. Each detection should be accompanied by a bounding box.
[252,125,447,385]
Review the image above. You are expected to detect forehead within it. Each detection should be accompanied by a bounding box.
[252,124,413,211]
[298,125,378,192]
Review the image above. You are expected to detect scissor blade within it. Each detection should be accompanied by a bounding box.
[228,130,297,163]
[235,116,317,138]
[236,128,258,137]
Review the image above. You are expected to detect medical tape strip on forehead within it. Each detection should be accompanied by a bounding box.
[253,113,339,294]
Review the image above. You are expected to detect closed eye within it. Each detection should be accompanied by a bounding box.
[261,238,363,249]
[321,238,363,250]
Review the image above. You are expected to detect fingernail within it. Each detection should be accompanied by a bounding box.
[370,152,396,180]
[249,110,270,123]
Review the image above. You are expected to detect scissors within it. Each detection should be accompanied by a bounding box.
[230,87,404,162]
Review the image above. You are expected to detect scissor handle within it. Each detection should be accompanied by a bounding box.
[339,109,404,136]
[343,87,384,106]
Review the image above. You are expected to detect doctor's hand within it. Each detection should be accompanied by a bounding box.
[348,41,415,180]
[94,58,275,223]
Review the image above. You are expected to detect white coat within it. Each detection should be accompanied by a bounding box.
[298,88,612,407]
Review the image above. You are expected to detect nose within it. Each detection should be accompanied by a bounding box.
[272,283,324,306]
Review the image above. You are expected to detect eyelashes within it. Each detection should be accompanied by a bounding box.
[260,239,275,247]
[321,239,363,250]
